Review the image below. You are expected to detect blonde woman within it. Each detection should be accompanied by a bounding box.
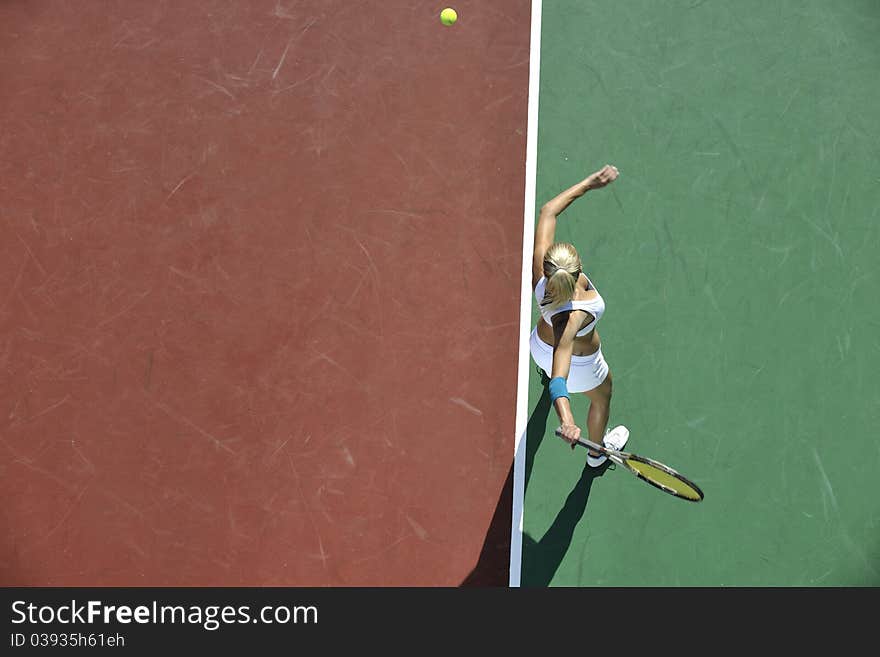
[530,164,629,467]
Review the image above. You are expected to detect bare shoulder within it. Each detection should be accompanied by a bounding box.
[531,255,546,290]
[572,273,600,301]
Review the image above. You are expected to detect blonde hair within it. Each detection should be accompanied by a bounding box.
[541,242,582,309]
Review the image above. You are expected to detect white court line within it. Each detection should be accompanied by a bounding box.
[509,0,542,588]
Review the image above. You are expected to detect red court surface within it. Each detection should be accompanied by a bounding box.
[0,1,531,586]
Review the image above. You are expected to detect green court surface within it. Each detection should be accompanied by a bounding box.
[522,0,880,586]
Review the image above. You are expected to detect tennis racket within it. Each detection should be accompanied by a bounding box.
[555,429,704,502]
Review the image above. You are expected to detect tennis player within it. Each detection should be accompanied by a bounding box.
[530,165,629,467]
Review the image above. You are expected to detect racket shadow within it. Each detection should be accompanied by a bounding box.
[461,375,609,587]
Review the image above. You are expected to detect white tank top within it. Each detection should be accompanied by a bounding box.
[534,275,605,337]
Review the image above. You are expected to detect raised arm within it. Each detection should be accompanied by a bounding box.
[531,165,620,288]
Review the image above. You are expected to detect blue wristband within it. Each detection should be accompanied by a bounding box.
[548,376,569,402]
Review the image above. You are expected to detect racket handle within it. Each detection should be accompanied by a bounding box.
[554,428,606,454]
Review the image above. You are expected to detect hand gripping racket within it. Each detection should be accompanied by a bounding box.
[555,429,704,502]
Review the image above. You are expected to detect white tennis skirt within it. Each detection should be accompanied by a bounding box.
[529,327,610,393]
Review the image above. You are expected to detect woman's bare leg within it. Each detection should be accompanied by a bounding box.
[582,371,613,455]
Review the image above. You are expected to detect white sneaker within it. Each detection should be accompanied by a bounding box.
[586,425,630,468]
[603,425,630,452]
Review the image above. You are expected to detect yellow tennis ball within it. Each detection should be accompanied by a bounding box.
[440,8,457,26]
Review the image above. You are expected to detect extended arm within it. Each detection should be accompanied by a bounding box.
[549,312,589,447]
[531,165,619,287]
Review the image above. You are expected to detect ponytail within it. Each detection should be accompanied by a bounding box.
[540,242,581,309]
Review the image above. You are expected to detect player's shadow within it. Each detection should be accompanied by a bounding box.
[460,373,609,586]
[519,462,607,587]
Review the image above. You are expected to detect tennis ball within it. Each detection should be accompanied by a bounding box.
[440,8,457,26]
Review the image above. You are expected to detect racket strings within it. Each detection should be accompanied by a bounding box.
[624,457,703,501]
